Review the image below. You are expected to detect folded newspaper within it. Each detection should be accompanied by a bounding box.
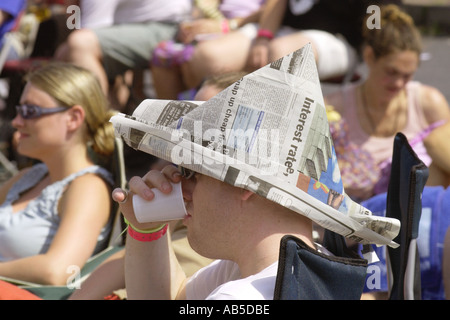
[110,43,400,248]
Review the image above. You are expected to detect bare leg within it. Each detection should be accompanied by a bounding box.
[151,65,185,100]
[267,33,318,65]
[180,32,253,90]
[55,29,109,95]
[110,71,133,112]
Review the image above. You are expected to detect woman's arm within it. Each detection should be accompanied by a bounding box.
[0,173,112,285]
[248,0,287,70]
[420,85,450,125]
[420,85,450,186]
[424,121,450,186]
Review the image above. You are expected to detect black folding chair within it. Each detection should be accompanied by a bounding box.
[273,132,427,300]
[274,234,368,300]
[385,132,428,300]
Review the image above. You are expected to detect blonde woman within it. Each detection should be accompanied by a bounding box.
[0,62,117,285]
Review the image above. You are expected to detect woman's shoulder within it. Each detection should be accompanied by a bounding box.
[57,167,113,220]
[56,166,113,210]
[415,82,450,122]
[65,165,114,187]
[66,166,114,193]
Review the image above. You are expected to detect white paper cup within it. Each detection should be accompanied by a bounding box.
[132,182,187,223]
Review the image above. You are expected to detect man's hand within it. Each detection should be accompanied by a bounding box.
[112,165,182,230]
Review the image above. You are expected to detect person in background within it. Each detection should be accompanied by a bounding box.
[150,0,265,100]
[325,4,450,202]
[151,0,393,101]
[0,62,117,285]
[0,0,27,61]
[55,0,192,101]
[247,0,375,80]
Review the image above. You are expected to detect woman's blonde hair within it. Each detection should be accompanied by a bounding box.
[26,62,116,156]
[363,4,422,59]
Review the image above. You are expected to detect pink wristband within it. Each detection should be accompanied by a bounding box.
[128,224,168,242]
[257,29,274,40]
[221,19,230,33]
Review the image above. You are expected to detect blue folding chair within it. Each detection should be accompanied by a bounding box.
[385,132,428,300]
[274,132,427,300]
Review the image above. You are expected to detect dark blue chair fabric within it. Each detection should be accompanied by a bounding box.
[386,132,428,300]
[273,235,368,300]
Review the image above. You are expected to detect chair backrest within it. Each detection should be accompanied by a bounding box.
[90,136,127,247]
[107,137,127,247]
[0,146,18,183]
[274,235,368,300]
[385,132,428,300]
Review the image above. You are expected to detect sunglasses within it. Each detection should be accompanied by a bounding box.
[179,166,195,179]
[16,104,70,119]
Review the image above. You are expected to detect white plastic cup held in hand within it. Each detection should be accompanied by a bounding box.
[132,182,187,223]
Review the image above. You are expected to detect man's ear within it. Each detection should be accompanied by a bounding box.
[66,105,85,132]
[241,189,255,201]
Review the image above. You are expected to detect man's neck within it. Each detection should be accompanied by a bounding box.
[235,232,314,278]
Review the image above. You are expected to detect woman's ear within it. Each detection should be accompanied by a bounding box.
[66,105,85,132]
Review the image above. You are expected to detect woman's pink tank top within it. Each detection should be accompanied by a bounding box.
[342,81,429,166]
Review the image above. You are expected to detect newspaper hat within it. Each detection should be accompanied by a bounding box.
[111,43,400,248]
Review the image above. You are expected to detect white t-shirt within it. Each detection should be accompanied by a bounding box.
[186,259,278,300]
[185,243,333,300]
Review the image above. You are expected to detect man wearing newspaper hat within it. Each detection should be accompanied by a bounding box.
[111,44,400,300]
[114,163,326,299]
